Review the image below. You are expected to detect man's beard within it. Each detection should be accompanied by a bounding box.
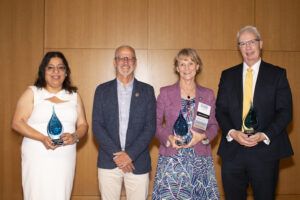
[117,65,135,77]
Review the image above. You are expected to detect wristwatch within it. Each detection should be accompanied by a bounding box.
[73,133,79,143]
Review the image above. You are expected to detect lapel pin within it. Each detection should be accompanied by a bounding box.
[199,97,202,101]
[135,92,139,97]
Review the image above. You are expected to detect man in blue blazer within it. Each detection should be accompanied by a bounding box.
[216,26,293,200]
[92,45,156,200]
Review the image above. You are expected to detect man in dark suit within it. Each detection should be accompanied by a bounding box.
[216,26,293,200]
[92,45,156,200]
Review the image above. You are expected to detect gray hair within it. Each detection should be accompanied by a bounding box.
[114,45,136,59]
[237,26,261,41]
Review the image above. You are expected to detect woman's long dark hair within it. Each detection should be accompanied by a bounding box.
[34,52,77,93]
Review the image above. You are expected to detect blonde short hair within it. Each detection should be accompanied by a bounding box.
[174,48,202,74]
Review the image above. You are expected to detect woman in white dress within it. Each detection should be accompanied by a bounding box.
[11,52,88,200]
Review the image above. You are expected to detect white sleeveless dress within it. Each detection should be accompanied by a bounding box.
[22,86,78,200]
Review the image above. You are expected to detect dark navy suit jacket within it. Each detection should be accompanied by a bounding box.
[92,78,156,174]
[216,61,293,161]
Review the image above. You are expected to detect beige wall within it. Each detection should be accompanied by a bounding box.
[1,0,299,199]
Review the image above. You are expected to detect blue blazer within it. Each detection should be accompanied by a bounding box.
[92,78,156,174]
[216,61,293,161]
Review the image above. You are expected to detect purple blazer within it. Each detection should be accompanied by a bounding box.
[156,82,219,156]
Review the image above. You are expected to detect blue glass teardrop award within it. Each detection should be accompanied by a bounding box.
[47,106,64,145]
[173,110,188,146]
[243,103,258,136]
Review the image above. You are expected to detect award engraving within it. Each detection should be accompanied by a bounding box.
[243,103,258,136]
[47,106,64,145]
[173,111,188,146]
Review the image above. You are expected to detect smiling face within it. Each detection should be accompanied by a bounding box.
[45,57,67,92]
[238,30,263,66]
[176,56,199,81]
[114,47,136,80]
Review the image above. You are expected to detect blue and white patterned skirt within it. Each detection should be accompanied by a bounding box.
[152,148,219,200]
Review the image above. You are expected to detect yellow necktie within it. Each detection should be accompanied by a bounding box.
[242,68,253,124]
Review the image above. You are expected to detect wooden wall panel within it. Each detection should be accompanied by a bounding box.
[2,0,300,199]
[256,0,300,51]
[45,0,148,49]
[148,49,242,94]
[149,0,254,50]
[0,0,44,199]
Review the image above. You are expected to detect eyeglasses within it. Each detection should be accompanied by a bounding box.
[238,39,260,48]
[115,57,136,63]
[46,64,66,72]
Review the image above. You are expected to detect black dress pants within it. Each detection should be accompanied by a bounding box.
[221,148,279,200]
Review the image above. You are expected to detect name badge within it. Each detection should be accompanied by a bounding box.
[193,102,211,131]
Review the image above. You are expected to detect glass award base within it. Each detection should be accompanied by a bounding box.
[244,129,256,136]
[51,138,64,146]
[243,103,258,137]
[175,138,188,146]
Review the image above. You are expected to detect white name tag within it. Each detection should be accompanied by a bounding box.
[193,102,211,131]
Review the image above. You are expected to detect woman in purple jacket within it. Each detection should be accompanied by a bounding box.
[152,48,220,200]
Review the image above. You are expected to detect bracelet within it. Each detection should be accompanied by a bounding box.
[73,133,79,143]
[166,140,171,147]
[201,138,209,144]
